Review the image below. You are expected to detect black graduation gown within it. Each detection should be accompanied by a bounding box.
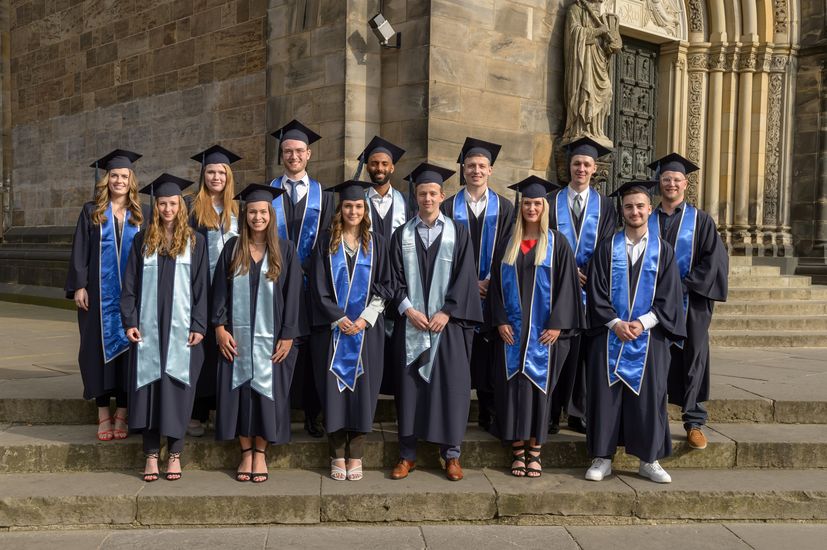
[547,187,618,420]
[441,191,515,393]
[309,232,393,434]
[389,220,484,448]
[655,204,728,411]
[120,231,209,440]
[211,237,303,444]
[65,202,149,400]
[584,234,687,463]
[488,233,584,443]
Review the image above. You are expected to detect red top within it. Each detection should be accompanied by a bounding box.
[520,239,537,255]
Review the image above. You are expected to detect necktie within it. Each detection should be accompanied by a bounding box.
[287,179,299,204]
[572,193,582,220]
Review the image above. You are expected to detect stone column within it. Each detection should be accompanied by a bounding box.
[704,47,726,223]
[732,47,756,250]
[657,42,688,153]
[0,0,10,238]
[685,47,708,206]
[817,59,827,255]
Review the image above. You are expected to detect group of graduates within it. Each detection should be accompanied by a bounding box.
[65,119,728,485]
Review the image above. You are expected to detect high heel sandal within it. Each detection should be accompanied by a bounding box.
[143,453,159,482]
[165,452,182,481]
[251,448,268,483]
[330,458,347,481]
[236,447,253,482]
[510,442,526,477]
[346,459,363,481]
[97,416,113,441]
[526,445,542,478]
[112,414,128,440]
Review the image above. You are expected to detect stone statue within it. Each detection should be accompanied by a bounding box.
[563,0,623,147]
[645,0,680,36]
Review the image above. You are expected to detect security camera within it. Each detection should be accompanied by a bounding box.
[369,13,401,49]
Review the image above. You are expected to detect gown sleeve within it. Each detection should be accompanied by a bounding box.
[498,197,516,246]
[440,223,485,324]
[309,233,348,327]
[279,238,303,339]
[650,241,688,342]
[65,203,93,298]
[682,212,729,302]
[389,226,409,313]
[487,240,510,327]
[545,231,585,333]
[586,238,618,330]
[120,231,144,330]
[189,233,209,335]
[211,236,236,327]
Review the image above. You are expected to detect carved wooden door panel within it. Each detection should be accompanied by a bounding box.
[605,37,659,196]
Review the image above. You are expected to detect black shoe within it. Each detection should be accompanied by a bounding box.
[304,416,324,438]
[548,422,560,435]
[478,409,491,432]
[567,415,587,434]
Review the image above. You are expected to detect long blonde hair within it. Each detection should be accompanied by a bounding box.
[190,163,238,231]
[91,171,143,226]
[143,196,195,257]
[229,203,283,281]
[503,197,550,266]
[328,199,371,254]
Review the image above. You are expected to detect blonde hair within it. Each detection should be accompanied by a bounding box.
[91,170,143,226]
[328,199,371,255]
[229,203,283,281]
[143,196,195,257]
[190,163,239,231]
[503,197,550,266]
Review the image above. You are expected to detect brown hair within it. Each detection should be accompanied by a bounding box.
[328,199,371,255]
[142,196,195,257]
[229,203,283,281]
[91,170,143,226]
[190,163,239,231]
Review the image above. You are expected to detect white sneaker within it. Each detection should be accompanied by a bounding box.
[186,419,205,437]
[639,460,672,483]
[585,457,612,481]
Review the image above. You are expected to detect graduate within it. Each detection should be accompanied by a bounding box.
[389,163,483,482]
[648,153,728,449]
[269,119,335,437]
[120,174,209,482]
[584,180,686,484]
[212,184,303,484]
[547,136,618,434]
[186,145,241,438]
[441,137,515,432]
[309,180,393,482]
[489,176,583,477]
[66,149,145,442]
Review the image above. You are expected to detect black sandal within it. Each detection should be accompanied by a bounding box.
[143,452,159,482]
[510,442,526,477]
[236,447,253,482]
[526,446,542,478]
[165,452,182,481]
[251,448,269,483]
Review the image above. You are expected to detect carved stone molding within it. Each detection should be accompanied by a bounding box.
[770,54,790,73]
[738,52,757,72]
[762,72,784,226]
[686,70,705,203]
[725,52,740,72]
[708,51,726,72]
[774,1,788,34]
[687,52,708,71]
[687,0,703,33]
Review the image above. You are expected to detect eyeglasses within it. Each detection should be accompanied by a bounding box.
[282,148,307,157]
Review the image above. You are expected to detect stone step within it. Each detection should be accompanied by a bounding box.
[709,330,827,347]
[726,286,827,301]
[728,264,782,276]
[1,422,825,474]
[727,275,812,288]
[1,468,825,528]
[711,315,827,331]
[715,300,827,316]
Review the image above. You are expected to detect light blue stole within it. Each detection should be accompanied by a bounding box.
[556,188,601,305]
[500,231,556,393]
[99,204,139,363]
[206,212,238,279]
[269,176,322,264]
[367,187,407,235]
[329,239,374,392]
[606,231,660,395]
[649,203,696,318]
[135,238,193,389]
[231,249,277,400]
[452,189,499,280]
[401,217,455,383]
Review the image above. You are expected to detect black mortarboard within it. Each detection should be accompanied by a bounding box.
[139,173,194,198]
[191,144,241,167]
[508,176,560,199]
[565,137,612,160]
[270,119,322,145]
[358,136,405,164]
[608,180,659,198]
[457,137,502,166]
[648,153,700,177]
[325,180,373,202]
[234,183,286,203]
[90,149,142,172]
[404,163,456,186]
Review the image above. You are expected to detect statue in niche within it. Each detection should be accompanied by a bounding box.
[563,0,623,148]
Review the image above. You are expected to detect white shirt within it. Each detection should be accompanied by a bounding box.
[367,186,393,219]
[282,173,310,204]
[331,240,387,329]
[567,186,589,214]
[464,188,488,218]
[397,214,446,315]
[606,231,659,331]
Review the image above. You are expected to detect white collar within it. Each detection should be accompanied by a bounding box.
[415,212,445,228]
[568,186,589,200]
[464,187,488,203]
[282,173,310,186]
[367,186,394,199]
[625,230,649,246]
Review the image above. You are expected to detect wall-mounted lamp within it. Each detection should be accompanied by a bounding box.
[369,13,401,49]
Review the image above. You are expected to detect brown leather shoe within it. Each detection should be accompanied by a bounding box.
[687,427,708,449]
[391,459,416,480]
[445,458,463,481]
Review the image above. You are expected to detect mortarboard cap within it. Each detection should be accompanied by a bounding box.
[457,137,502,166]
[565,137,612,160]
[139,173,194,198]
[90,149,142,172]
[234,183,286,203]
[608,180,659,199]
[325,180,373,202]
[648,152,699,177]
[191,144,241,167]
[404,162,456,186]
[509,175,560,199]
[270,119,322,145]
[358,136,405,164]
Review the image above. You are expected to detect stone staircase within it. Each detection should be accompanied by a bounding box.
[710,256,827,347]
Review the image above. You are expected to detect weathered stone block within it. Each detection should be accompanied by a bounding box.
[430,46,486,89]
[431,0,495,28]
[429,81,461,121]
[494,3,531,39]
[486,58,543,98]
[397,45,429,84]
[459,89,521,130]
[381,83,427,123]
[151,39,195,74]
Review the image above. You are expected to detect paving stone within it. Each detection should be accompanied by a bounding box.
[102,527,268,549]
[0,530,110,549]
[568,524,749,550]
[422,525,577,549]
[265,526,424,549]
[724,523,827,550]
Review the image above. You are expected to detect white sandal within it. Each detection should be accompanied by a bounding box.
[346,459,363,481]
[330,458,346,481]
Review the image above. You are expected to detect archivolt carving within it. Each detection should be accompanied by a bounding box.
[774,1,788,34]
[763,73,784,226]
[687,0,703,33]
[686,71,704,203]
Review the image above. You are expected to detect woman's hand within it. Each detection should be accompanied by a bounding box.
[188,332,204,347]
[343,318,367,335]
[74,288,89,311]
[272,339,293,363]
[539,328,561,345]
[498,324,515,345]
[216,326,237,361]
[126,327,142,343]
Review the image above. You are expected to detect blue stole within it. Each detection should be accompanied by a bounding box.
[367,187,407,235]
[269,176,323,264]
[649,203,696,318]
[556,188,601,305]
[206,213,238,279]
[453,189,499,280]
[231,249,277,400]
[401,217,456,383]
[606,231,660,395]
[500,231,556,393]
[329,239,374,392]
[135,238,193,389]
[99,204,139,363]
